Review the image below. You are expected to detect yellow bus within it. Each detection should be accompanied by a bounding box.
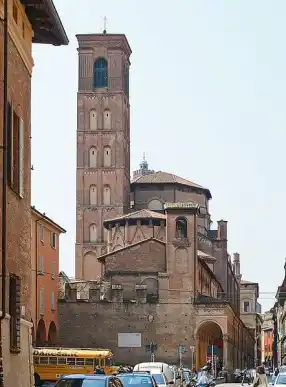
[33,347,117,386]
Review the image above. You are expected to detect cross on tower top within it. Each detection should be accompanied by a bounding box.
[103,16,107,35]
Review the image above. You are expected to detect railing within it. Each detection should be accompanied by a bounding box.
[78,77,124,93]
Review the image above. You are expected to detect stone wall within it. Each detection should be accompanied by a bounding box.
[59,300,197,366]
[2,315,34,387]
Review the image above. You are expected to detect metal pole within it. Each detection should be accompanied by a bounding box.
[0,0,9,385]
[214,356,217,379]
[211,346,214,376]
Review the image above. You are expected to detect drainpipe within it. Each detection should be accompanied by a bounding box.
[0,0,9,385]
[35,219,40,346]
[193,209,197,304]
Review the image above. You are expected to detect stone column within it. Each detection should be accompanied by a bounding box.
[196,335,201,370]
[223,334,230,371]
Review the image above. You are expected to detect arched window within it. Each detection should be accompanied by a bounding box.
[148,199,164,212]
[89,224,97,242]
[103,185,111,205]
[93,58,108,88]
[175,217,188,239]
[103,109,111,130]
[89,185,97,205]
[124,66,129,98]
[103,146,111,167]
[89,110,97,131]
[89,147,97,168]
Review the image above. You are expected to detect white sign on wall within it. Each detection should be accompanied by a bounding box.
[118,333,142,348]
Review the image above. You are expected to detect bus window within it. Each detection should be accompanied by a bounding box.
[58,357,67,365]
[49,357,57,364]
[76,358,85,366]
[67,358,76,365]
[39,357,49,365]
[85,359,94,366]
[34,357,39,365]
[106,358,112,366]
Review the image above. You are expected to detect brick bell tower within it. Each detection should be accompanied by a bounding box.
[75,31,132,280]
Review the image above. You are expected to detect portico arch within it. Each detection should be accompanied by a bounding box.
[196,320,223,370]
[48,321,57,346]
[36,319,46,346]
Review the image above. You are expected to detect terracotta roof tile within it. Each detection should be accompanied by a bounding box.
[131,171,211,198]
[104,209,166,224]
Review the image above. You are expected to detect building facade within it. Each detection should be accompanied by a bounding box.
[261,310,274,368]
[275,262,286,366]
[61,202,255,371]
[239,279,262,366]
[0,0,68,385]
[67,31,259,373]
[31,207,66,347]
[75,33,131,280]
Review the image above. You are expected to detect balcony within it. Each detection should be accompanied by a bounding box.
[78,77,124,93]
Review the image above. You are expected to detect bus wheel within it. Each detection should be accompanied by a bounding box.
[34,373,41,386]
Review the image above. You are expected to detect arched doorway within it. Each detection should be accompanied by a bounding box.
[36,319,46,346]
[196,321,224,370]
[48,321,57,346]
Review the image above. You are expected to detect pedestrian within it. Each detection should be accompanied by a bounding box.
[241,369,251,386]
[253,366,268,387]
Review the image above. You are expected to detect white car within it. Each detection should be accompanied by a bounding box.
[272,372,286,386]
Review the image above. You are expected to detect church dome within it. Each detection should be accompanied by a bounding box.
[131,171,212,199]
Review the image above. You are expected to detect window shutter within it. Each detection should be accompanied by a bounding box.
[18,118,24,198]
[51,292,55,310]
[51,262,55,279]
[40,288,44,315]
[39,256,44,274]
[7,103,14,185]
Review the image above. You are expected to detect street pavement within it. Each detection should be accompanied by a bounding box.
[223,385,243,387]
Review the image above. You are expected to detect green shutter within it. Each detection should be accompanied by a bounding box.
[18,118,24,198]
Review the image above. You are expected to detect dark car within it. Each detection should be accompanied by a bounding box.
[117,372,157,387]
[54,374,124,387]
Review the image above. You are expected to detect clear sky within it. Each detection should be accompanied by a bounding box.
[31,0,286,311]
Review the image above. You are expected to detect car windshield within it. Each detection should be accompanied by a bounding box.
[183,372,190,381]
[56,379,106,387]
[118,375,153,387]
[151,374,164,384]
[277,375,286,385]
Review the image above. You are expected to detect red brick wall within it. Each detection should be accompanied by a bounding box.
[104,240,166,273]
[0,21,32,320]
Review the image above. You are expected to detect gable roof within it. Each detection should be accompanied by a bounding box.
[104,209,166,227]
[131,171,211,199]
[98,237,165,263]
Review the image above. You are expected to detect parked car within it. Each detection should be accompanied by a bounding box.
[54,374,124,387]
[271,372,286,386]
[133,362,175,384]
[117,372,157,387]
